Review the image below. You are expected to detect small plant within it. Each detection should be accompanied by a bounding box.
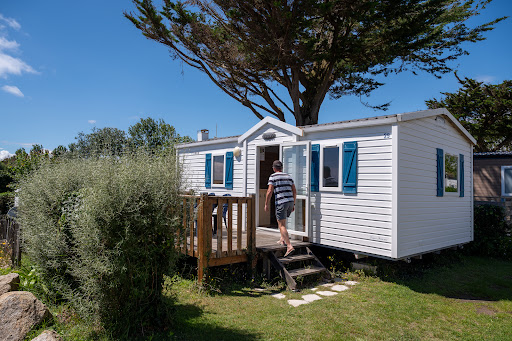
[327,254,347,277]
[17,264,39,291]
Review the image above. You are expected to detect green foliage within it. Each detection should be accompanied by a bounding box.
[72,127,128,158]
[126,0,506,125]
[17,264,40,291]
[0,192,14,214]
[6,147,50,182]
[0,162,13,192]
[427,75,512,152]
[18,152,183,337]
[128,117,193,153]
[467,204,512,259]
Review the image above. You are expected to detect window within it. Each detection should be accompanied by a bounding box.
[212,155,225,185]
[444,153,458,193]
[320,145,340,190]
[502,166,512,197]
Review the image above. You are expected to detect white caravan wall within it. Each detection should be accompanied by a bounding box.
[305,125,394,258]
[178,141,243,195]
[397,116,473,258]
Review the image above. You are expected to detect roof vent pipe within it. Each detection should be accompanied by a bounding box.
[197,129,209,141]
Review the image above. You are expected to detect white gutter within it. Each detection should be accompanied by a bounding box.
[175,136,239,149]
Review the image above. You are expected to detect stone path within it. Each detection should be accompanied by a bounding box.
[268,278,358,307]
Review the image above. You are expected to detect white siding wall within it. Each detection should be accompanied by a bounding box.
[397,116,473,258]
[305,125,394,258]
[178,141,244,196]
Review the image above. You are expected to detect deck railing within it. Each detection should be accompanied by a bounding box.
[179,193,256,281]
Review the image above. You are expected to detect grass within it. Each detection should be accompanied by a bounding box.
[3,253,511,340]
[166,254,512,341]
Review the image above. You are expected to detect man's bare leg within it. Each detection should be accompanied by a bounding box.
[277,219,293,253]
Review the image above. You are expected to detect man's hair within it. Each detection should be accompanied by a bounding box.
[272,160,283,171]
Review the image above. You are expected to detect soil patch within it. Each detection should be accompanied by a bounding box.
[476,306,497,316]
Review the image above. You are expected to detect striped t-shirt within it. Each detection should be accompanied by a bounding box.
[268,172,294,205]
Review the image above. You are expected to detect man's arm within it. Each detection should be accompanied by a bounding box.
[264,184,273,212]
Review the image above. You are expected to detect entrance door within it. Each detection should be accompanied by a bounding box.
[281,142,310,237]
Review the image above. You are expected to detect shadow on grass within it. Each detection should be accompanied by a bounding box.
[169,303,261,341]
[376,252,512,302]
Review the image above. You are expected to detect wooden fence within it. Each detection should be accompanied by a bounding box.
[0,215,21,267]
[178,193,256,281]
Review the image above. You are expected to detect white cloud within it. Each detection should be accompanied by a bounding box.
[2,85,24,97]
[0,37,19,51]
[0,13,36,80]
[0,52,36,78]
[475,75,496,83]
[0,150,14,161]
[88,120,97,124]
[0,14,21,31]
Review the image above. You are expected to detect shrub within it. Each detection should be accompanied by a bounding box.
[0,191,14,214]
[467,204,512,259]
[18,152,183,337]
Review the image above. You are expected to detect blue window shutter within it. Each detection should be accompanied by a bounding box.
[205,153,212,188]
[459,154,464,197]
[225,151,234,189]
[311,144,320,192]
[342,141,358,194]
[436,148,443,197]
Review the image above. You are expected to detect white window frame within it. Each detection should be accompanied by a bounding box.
[501,166,512,197]
[443,151,459,195]
[319,144,342,192]
[211,153,226,187]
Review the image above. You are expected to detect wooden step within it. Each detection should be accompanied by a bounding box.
[257,241,311,253]
[287,265,327,278]
[278,254,315,265]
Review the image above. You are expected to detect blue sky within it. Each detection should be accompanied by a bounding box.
[1,0,511,160]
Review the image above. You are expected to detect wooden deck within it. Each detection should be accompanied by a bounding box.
[185,228,283,257]
[178,194,258,279]
[178,194,308,281]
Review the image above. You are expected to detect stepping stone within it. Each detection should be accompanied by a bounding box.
[253,288,266,292]
[344,281,358,286]
[288,299,309,307]
[321,283,335,287]
[272,293,286,299]
[311,288,318,291]
[302,294,322,302]
[317,290,338,297]
[331,284,349,292]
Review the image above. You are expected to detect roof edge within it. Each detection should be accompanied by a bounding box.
[237,116,303,144]
[397,108,476,145]
[176,136,239,149]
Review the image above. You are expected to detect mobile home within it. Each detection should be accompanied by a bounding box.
[176,108,474,260]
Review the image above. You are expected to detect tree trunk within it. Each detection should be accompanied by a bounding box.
[295,102,321,126]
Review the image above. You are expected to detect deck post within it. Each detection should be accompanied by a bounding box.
[197,193,209,283]
[247,194,257,271]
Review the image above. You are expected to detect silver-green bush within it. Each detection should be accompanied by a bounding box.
[18,152,183,336]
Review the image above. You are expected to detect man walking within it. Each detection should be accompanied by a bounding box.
[265,160,296,257]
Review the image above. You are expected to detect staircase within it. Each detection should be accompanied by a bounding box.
[258,242,331,290]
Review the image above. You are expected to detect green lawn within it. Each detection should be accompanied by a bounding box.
[5,254,512,340]
[167,256,512,341]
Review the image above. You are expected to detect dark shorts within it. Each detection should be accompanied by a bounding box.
[275,201,294,221]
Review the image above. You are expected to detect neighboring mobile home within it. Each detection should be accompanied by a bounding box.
[473,151,512,200]
[176,108,475,260]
